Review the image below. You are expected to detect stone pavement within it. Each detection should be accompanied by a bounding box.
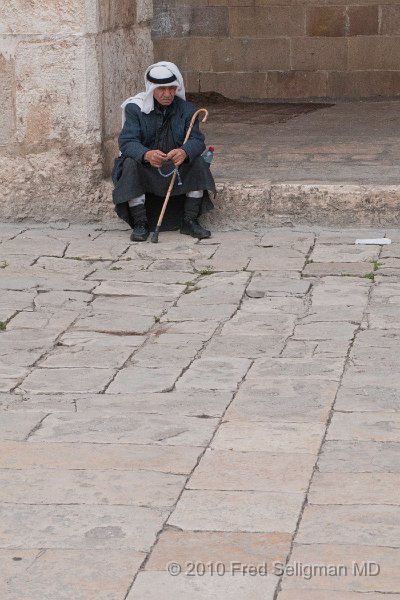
[1,222,400,600]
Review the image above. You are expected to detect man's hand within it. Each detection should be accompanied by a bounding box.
[166,148,187,167]
[144,150,167,168]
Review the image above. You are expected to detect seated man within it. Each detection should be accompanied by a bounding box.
[112,61,216,241]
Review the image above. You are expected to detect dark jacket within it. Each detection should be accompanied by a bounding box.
[118,97,206,163]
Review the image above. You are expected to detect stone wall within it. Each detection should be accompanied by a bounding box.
[0,0,153,222]
[152,1,400,101]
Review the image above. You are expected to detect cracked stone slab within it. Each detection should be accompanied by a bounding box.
[146,332,206,348]
[240,295,306,316]
[0,412,48,441]
[33,276,96,293]
[281,338,350,359]
[0,467,186,508]
[0,504,167,551]
[27,413,218,446]
[7,309,79,333]
[0,232,67,257]
[282,543,400,593]
[147,258,195,272]
[188,449,315,493]
[34,256,110,277]
[202,334,286,359]
[366,305,400,329]
[88,266,192,284]
[0,441,201,474]
[168,489,303,532]
[308,471,400,505]
[4,549,145,600]
[153,321,220,338]
[250,357,344,381]
[146,530,291,571]
[177,273,248,306]
[65,232,130,261]
[246,275,311,297]
[258,230,314,251]
[227,379,337,423]
[19,368,116,394]
[131,341,200,369]
[90,295,173,315]
[107,365,182,393]
[93,280,184,299]
[247,248,307,272]
[300,307,365,323]
[327,412,400,442]
[341,368,400,389]
[311,244,379,262]
[335,385,400,412]
[296,504,400,547]
[73,390,232,418]
[160,304,238,322]
[293,321,357,341]
[34,290,92,309]
[72,312,155,335]
[311,276,371,303]
[318,440,400,474]
[5,394,77,413]
[212,421,325,454]
[39,332,143,369]
[127,571,279,600]
[175,357,251,391]
[221,312,296,337]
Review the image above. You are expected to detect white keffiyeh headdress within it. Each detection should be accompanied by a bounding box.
[121,61,186,125]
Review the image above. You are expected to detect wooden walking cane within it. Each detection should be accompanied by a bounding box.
[151,108,209,243]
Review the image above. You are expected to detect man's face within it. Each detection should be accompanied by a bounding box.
[153,86,177,106]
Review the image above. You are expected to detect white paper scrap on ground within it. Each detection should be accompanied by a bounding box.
[355,238,391,245]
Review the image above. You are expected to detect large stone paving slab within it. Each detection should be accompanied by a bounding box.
[0,467,186,508]
[175,357,252,391]
[146,530,291,571]
[5,549,145,600]
[19,367,116,394]
[127,571,279,600]
[27,413,219,446]
[0,441,201,474]
[0,504,167,551]
[168,489,303,532]
[212,421,325,454]
[296,504,400,546]
[318,440,400,473]
[188,450,315,492]
[282,543,400,593]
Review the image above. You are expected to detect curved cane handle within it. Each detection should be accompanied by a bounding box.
[184,108,209,144]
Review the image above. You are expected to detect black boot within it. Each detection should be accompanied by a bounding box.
[180,195,211,240]
[129,203,149,242]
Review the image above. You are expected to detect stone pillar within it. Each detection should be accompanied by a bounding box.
[0,0,153,222]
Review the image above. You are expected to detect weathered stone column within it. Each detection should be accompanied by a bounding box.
[0,0,153,222]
